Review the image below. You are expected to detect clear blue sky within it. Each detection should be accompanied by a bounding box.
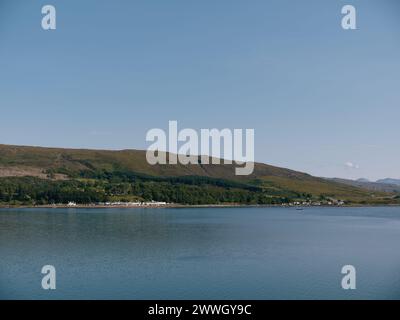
[1,0,399,181]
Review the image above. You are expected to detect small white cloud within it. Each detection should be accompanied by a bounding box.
[345,161,359,169]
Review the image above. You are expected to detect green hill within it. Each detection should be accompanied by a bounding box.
[0,144,398,206]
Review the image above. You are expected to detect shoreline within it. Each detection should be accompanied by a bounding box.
[1,203,400,209]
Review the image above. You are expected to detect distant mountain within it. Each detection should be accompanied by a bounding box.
[0,144,399,205]
[376,178,400,186]
[328,177,400,193]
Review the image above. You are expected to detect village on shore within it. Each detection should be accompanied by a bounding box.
[65,200,169,208]
[61,198,347,208]
[282,199,346,207]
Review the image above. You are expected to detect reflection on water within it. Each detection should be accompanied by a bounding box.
[1,206,400,299]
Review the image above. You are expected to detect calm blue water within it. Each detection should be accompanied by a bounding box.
[1,206,400,300]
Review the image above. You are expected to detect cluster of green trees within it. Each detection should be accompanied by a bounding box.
[0,177,107,205]
[0,171,295,206]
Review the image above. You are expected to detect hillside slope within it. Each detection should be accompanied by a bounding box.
[0,144,398,205]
